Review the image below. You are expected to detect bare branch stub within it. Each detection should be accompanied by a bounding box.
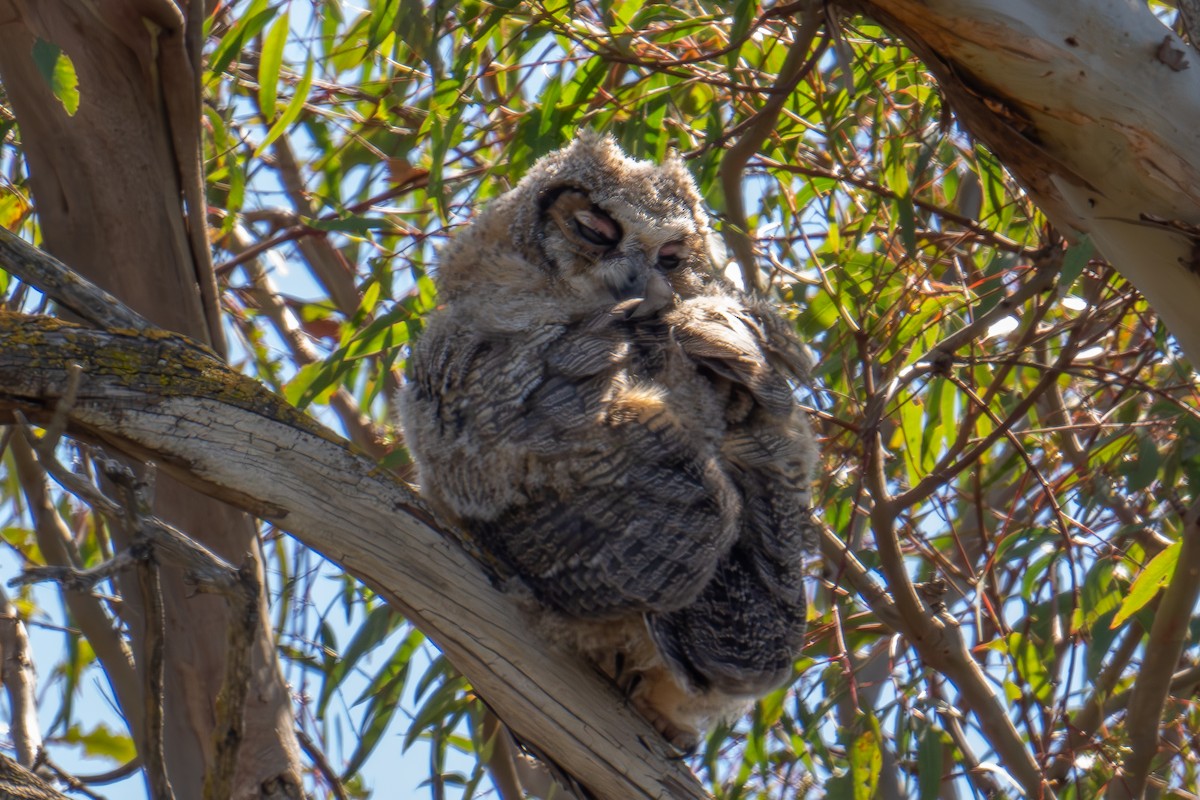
[0,228,151,333]
[0,588,43,769]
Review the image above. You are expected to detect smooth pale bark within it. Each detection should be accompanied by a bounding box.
[0,314,706,800]
[851,0,1200,366]
[0,2,302,795]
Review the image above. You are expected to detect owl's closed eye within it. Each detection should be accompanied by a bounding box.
[400,132,818,751]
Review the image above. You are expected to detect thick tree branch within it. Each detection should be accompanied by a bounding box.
[0,311,705,800]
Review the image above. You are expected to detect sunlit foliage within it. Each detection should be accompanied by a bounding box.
[2,2,1199,798]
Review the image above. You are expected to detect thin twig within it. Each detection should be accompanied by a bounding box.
[295,730,350,800]
[920,246,1063,371]
[1046,623,1142,786]
[38,755,110,800]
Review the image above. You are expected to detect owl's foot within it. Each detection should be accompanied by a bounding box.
[628,666,703,754]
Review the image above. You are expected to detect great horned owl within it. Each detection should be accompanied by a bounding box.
[400,133,818,749]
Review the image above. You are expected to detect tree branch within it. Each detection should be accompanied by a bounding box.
[847,0,1200,365]
[1110,499,1200,799]
[0,228,152,332]
[0,310,706,800]
[0,588,41,768]
[718,3,822,294]
[7,435,145,744]
[858,342,1053,798]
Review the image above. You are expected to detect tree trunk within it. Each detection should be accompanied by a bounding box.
[848,0,1200,365]
[0,3,302,795]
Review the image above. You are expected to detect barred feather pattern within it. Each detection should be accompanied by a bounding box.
[400,134,818,749]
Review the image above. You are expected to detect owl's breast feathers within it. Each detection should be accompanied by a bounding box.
[404,290,814,628]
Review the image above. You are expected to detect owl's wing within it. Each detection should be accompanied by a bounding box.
[403,310,738,618]
[666,295,810,416]
[649,294,817,695]
[649,417,814,695]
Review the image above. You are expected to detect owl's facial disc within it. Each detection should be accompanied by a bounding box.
[541,186,684,311]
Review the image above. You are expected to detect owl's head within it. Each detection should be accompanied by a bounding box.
[437,134,725,316]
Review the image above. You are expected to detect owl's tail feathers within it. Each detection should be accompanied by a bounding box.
[646,545,807,700]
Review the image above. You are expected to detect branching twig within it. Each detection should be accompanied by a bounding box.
[718,3,823,295]
[1046,623,1142,785]
[920,246,1063,372]
[7,434,144,744]
[858,337,1054,799]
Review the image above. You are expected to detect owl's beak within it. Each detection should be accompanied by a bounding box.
[626,270,675,319]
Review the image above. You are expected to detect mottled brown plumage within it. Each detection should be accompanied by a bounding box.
[400,134,818,749]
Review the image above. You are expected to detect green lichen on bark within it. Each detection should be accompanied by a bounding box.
[0,311,342,447]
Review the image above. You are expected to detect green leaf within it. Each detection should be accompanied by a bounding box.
[849,725,882,800]
[1008,630,1054,704]
[207,2,275,80]
[283,360,340,408]
[1058,235,1093,295]
[307,215,397,235]
[1081,558,1121,627]
[31,39,79,116]
[316,605,406,717]
[342,632,424,779]
[63,723,137,763]
[258,10,290,115]
[1112,540,1181,628]
[1119,432,1161,492]
[917,723,943,799]
[256,57,314,157]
